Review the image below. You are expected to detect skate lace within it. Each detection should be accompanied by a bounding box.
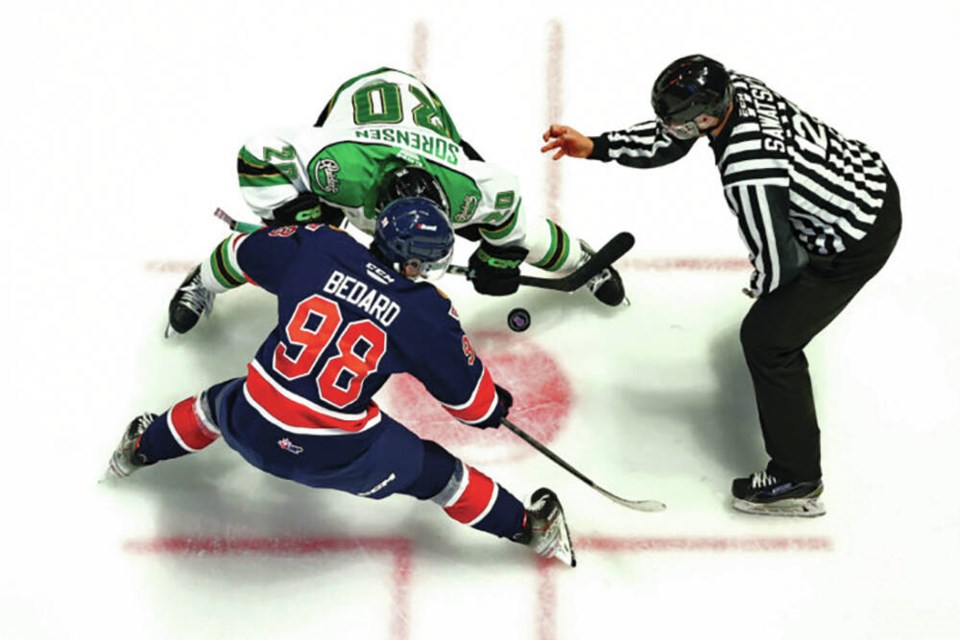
[751,471,779,489]
[586,268,612,293]
[531,516,561,558]
[529,496,549,514]
[134,412,156,432]
[577,240,612,294]
[179,274,213,314]
[528,497,563,558]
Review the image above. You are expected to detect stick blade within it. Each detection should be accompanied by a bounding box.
[598,488,666,512]
[615,497,667,512]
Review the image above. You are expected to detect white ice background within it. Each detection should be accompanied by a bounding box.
[1,2,958,639]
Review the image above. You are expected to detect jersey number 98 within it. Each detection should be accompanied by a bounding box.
[273,295,387,408]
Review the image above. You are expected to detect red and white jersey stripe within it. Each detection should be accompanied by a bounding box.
[442,465,499,526]
[243,360,382,436]
[441,365,498,426]
[166,396,221,452]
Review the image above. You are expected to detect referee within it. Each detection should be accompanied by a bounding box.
[542,54,901,517]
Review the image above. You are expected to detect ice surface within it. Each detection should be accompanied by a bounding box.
[2,2,959,639]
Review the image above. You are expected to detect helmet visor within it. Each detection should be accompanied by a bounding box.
[659,117,702,140]
[405,249,454,282]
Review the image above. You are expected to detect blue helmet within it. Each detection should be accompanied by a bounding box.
[373,197,455,280]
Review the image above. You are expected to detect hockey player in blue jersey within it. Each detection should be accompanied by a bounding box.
[108,197,576,566]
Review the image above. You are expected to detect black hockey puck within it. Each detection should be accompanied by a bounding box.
[507,307,531,332]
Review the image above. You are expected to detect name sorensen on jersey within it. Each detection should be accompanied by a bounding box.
[354,127,461,165]
[322,269,401,326]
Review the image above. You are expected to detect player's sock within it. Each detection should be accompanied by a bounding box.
[432,461,527,539]
[135,393,222,464]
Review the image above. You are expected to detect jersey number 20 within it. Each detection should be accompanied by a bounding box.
[352,81,453,138]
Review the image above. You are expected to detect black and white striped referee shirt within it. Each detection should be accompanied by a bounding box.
[588,71,889,296]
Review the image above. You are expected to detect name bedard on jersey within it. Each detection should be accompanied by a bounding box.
[323,268,401,327]
[355,127,461,165]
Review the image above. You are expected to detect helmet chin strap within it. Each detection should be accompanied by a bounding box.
[707,100,735,137]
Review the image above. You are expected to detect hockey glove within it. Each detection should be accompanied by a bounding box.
[468,242,529,296]
[472,385,513,429]
[271,192,343,226]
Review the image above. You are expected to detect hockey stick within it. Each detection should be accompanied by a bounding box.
[214,207,265,233]
[214,208,631,294]
[447,231,635,292]
[501,418,666,512]
[215,206,354,233]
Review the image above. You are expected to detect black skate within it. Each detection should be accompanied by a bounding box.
[106,413,157,479]
[731,470,825,517]
[579,240,626,307]
[516,488,577,567]
[165,264,215,337]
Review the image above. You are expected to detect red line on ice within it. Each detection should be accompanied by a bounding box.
[125,536,413,640]
[534,535,833,640]
[145,257,751,274]
[544,19,564,224]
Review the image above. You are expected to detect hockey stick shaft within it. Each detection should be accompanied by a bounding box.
[500,418,665,512]
[214,208,264,234]
[214,208,630,294]
[447,231,635,292]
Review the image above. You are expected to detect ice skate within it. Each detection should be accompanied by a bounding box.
[731,470,825,517]
[521,488,577,567]
[165,264,215,337]
[579,240,627,307]
[106,413,156,479]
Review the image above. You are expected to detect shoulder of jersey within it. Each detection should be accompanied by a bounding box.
[298,226,456,312]
[390,277,458,324]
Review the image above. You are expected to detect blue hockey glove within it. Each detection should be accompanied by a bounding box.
[472,385,513,429]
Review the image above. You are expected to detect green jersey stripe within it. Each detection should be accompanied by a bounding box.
[530,220,571,271]
[210,238,245,288]
[479,202,521,241]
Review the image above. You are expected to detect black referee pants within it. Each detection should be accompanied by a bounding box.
[739,171,902,481]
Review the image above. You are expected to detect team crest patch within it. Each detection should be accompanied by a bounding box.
[454,195,479,222]
[462,335,475,365]
[269,226,298,237]
[278,438,304,455]
[313,158,341,193]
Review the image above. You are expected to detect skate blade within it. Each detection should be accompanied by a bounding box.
[549,509,577,568]
[554,524,577,568]
[732,497,826,518]
[164,323,185,339]
[100,460,122,483]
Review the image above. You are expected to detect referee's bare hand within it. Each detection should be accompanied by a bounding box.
[541,124,594,160]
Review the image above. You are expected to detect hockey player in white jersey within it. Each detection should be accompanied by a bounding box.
[167,67,625,336]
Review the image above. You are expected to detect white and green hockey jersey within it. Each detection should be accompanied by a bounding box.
[237,67,581,273]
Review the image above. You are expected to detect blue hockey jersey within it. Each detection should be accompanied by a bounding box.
[228,223,498,436]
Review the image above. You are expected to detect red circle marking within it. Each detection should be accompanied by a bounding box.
[382,331,571,464]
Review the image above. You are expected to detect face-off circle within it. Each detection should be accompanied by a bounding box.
[383,331,570,464]
[507,307,531,332]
